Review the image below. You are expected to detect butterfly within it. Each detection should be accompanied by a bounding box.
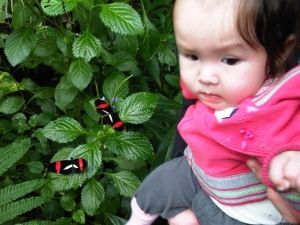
[49,158,87,174]
[94,98,124,131]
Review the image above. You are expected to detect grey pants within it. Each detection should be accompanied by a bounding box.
[134,156,292,225]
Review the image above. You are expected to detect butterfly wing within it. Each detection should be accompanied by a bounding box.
[49,158,87,174]
[95,98,124,131]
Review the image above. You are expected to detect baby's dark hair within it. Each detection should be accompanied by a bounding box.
[236,0,300,77]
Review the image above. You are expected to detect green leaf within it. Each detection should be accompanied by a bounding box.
[106,214,127,225]
[4,27,38,66]
[72,209,85,224]
[158,46,177,66]
[54,76,79,110]
[60,195,76,212]
[67,58,93,90]
[0,138,31,176]
[11,113,30,134]
[12,3,32,29]
[15,217,72,225]
[49,172,88,192]
[26,161,44,174]
[81,179,105,216]
[107,171,140,197]
[140,4,160,60]
[102,72,129,101]
[72,31,102,62]
[114,51,138,72]
[0,179,46,206]
[0,96,24,114]
[42,117,86,143]
[115,35,138,56]
[117,92,157,124]
[165,74,179,88]
[0,72,19,98]
[83,99,100,122]
[106,157,144,170]
[100,2,144,35]
[0,119,12,134]
[105,131,153,160]
[0,196,47,224]
[41,0,79,16]
[28,112,53,128]
[146,57,161,88]
[33,38,57,58]
[50,147,74,162]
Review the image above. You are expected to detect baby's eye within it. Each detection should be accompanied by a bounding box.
[221,57,240,65]
[186,54,199,61]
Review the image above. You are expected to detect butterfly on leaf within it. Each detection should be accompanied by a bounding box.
[49,158,87,174]
[94,98,124,131]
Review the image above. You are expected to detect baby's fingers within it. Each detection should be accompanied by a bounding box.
[282,157,300,190]
[269,153,290,191]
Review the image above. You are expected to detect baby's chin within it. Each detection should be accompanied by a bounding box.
[203,101,237,111]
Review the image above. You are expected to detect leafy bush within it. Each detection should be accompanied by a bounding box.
[0,0,181,224]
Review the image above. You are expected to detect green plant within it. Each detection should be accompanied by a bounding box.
[0,138,47,225]
[0,0,181,224]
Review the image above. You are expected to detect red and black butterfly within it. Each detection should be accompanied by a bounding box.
[94,98,124,131]
[49,158,87,174]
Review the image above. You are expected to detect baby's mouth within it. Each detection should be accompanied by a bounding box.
[199,92,222,103]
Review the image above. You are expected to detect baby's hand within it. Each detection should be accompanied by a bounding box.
[269,151,300,192]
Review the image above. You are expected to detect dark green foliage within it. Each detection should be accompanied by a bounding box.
[0,0,181,224]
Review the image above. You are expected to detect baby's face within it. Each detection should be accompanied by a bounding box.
[173,0,268,110]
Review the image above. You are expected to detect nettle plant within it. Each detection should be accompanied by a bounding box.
[0,0,180,224]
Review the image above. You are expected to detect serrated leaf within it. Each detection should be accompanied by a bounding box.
[67,58,93,90]
[72,31,102,62]
[0,137,31,176]
[33,38,57,58]
[158,46,177,66]
[60,194,76,212]
[14,217,73,225]
[146,57,161,87]
[99,47,117,66]
[102,72,129,102]
[72,209,85,224]
[105,132,153,160]
[12,3,32,29]
[4,27,38,66]
[114,51,138,72]
[41,0,78,16]
[106,214,127,225]
[0,96,25,114]
[107,157,144,170]
[115,35,138,56]
[100,2,144,35]
[0,179,46,206]
[140,4,160,60]
[49,148,73,163]
[81,179,104,216]
[107,171,140,197]
[0,72,19,98]
[117,92,157,124]
[42,117,86,143]
[49,172,88,192]
[84,99,100,122]
[11,113,30,133]
[54,76,79,110]
[0,196,47,224]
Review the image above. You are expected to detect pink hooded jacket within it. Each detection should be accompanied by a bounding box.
[178,65,300,209]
